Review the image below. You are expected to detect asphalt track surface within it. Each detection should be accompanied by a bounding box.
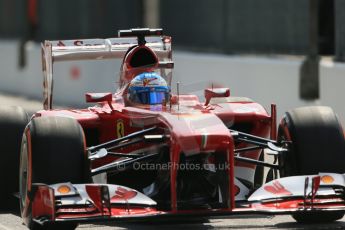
[1,93,345,230]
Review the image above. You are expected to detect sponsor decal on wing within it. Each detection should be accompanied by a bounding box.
[111,187,137,201]
[264,181,292,196]
[321,175,334,184]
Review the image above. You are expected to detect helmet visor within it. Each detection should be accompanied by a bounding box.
[132,91,167,105]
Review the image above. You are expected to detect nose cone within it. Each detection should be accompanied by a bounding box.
[160,113,232,155]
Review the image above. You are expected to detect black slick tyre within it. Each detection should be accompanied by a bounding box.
[278,106,345,223]
[0,106,29,210]
[19,116,89,230]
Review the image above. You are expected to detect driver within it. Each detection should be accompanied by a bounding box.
[127,72,169,106]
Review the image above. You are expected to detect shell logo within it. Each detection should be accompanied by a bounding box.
[57,185,71,194]
[321,175,334,184]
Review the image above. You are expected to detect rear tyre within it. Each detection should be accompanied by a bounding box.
[278,106,345,223]
[19,117,89,230]
[0,106,29,210]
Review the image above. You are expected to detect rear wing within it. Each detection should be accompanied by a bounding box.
[41,28,172,109]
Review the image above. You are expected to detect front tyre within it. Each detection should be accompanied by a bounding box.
[0,106,29,210]
[292,211,344,224]
[278,106,345,223]
[20,117,89,230]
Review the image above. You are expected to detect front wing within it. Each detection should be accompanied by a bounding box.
[30,173,345,226]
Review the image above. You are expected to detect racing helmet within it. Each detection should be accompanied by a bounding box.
[128,72,169,105]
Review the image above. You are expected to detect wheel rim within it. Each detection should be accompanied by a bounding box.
[278,125,296,177]
[19,136,28,212]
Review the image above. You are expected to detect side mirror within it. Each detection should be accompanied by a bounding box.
[204,88,230,106]
[86,92,113,103]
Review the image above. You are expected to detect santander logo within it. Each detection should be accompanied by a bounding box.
[111,187,137,201]
[264,181,292,196]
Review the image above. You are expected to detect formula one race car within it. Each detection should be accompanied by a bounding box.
[1,28,345,229]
